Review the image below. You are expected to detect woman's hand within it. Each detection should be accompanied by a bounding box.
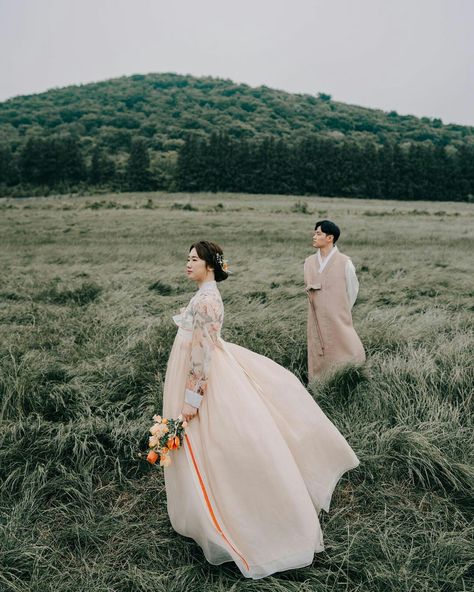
[181,403,198,423]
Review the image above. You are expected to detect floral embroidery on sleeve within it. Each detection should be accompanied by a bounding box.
[186,291,223,396]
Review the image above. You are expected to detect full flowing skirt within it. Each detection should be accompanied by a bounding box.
[162,329,359,579]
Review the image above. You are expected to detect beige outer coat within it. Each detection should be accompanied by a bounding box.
[304,250,365,379]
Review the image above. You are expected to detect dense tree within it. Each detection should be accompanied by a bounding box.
[89,145,116,185]
[57,136,86,183]
[126,139,154,191]
[18,135,85,186]
[175,133,474,201]
[0,146,19,186]
[317,92,332,102]
[19,138,54,185]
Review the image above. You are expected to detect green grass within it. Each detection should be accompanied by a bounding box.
[0,192,473,592]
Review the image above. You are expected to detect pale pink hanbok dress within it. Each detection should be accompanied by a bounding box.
[162,280,359,579]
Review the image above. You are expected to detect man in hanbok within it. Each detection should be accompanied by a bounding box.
[304,220,365,380]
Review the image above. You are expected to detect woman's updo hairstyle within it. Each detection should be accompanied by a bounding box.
[190,240,229,282]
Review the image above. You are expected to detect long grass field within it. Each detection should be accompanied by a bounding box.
[0,192,473,592]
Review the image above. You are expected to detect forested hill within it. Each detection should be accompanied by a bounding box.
[1,73,473,200]
[1,72,473,150]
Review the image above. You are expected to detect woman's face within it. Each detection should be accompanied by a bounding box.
[186,247,212,283]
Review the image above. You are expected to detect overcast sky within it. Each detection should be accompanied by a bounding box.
[1,0,473,125]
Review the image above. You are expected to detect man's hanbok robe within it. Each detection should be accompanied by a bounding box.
[304,247,365,379]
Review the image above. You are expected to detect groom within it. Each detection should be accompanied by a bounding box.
[304,220,365,380]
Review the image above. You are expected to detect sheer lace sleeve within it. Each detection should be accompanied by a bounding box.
[184,291,223,408]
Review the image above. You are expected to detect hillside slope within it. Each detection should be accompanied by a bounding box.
[1,72,473,155]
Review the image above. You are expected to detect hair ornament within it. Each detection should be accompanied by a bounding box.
[215,253,232,274]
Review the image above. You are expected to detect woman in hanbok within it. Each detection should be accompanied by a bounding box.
[162,240,359,579]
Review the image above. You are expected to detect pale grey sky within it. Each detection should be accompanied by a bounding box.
[1,0,473,125]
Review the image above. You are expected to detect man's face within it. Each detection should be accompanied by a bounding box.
[312,226,333,249]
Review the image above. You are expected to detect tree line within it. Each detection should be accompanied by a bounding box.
[176,134,474,201]
[1,132,473,201]
[0,136,158,194]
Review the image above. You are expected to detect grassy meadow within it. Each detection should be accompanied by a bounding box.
[0,191,473,592]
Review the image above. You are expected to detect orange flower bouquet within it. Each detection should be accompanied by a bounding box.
[145,414,187,468]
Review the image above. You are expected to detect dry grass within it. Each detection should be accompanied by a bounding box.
[0,191,473,592]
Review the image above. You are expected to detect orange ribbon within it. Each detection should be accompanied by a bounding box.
[184,433,250,572]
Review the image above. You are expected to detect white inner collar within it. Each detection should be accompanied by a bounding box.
[317,245,338,272]
[199,280,217,291]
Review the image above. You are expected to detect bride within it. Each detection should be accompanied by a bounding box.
[161,240,359,579]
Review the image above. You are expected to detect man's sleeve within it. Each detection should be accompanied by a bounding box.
[345,260,359,308]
